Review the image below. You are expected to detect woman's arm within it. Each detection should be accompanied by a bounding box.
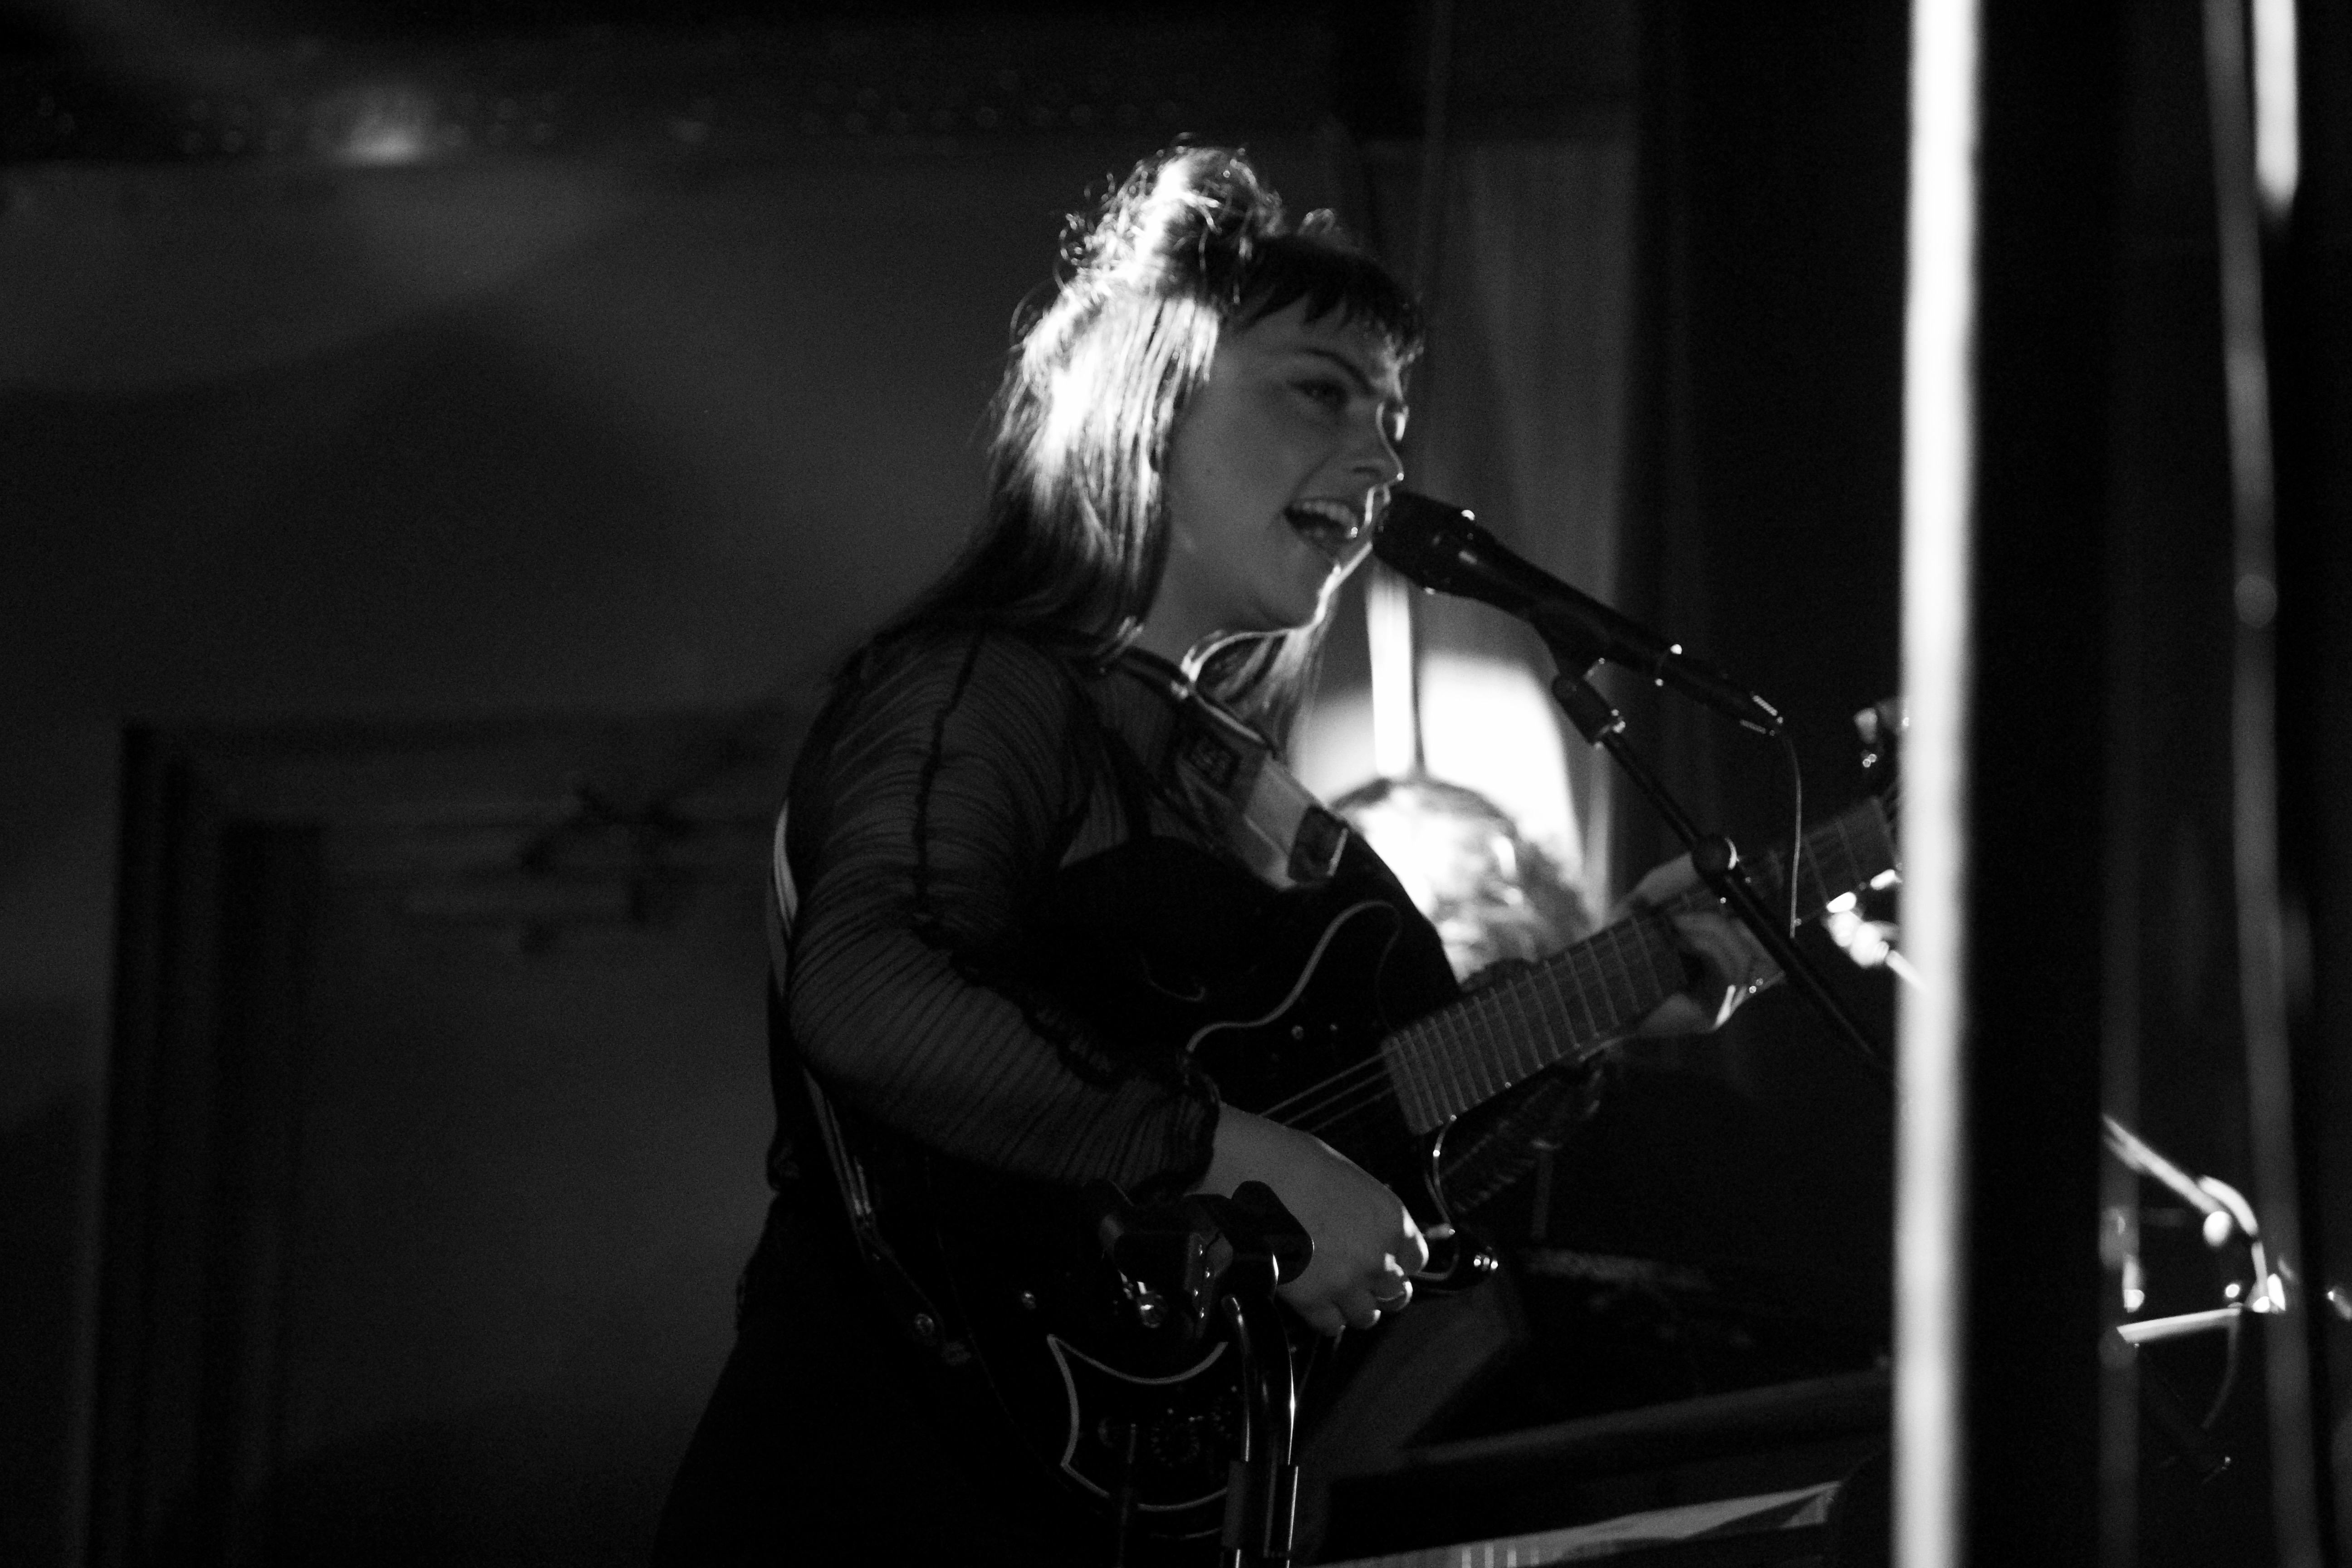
[786,632,1217,1191]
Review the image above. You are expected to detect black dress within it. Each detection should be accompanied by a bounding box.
[654,628,1454,1565]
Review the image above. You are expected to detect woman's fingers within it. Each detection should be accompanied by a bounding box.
[1329,1274,1415,1335]
[1297,1228,1424,1337]
[1673,908,1778,990]
[1611,852,1700,921]
[1617,852,1787,1036]
[1629,907,1782,1035]
[1203,1108,1428,1337]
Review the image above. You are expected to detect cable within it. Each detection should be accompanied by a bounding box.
[1778,728,1805,936]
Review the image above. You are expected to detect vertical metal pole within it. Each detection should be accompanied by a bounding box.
[1896,6,1980,1566]
[1906,0,2140,1551]
[2200,0,2329,1561]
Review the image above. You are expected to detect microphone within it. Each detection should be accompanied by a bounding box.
[1373,490,1784,736]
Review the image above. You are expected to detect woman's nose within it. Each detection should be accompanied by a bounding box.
[1352,416,1405,489]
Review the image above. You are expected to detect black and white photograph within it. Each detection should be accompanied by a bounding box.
[2,2,2347,1564]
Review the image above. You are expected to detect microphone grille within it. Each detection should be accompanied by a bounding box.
[1371,490,1476,590]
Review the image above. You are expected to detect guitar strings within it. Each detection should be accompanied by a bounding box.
[1262,909,1713,1134]
[1259,787,1904,1140]
[1259,902,1697,1135]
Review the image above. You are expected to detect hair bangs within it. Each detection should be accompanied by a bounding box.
[1236,233,1424,364]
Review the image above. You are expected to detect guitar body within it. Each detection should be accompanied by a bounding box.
[894,1149,1251,1540]
[820,834,1460,1541]
[1036,837,1464,1219]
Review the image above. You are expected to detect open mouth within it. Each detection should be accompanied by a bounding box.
[1284,499,1367,562]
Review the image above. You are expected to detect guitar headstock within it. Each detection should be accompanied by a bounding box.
[1853,696,1907,789]
[1828,696,1906,973]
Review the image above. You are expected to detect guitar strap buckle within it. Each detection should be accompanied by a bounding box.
[1141,662,1349,889]
[802,1067,972,1368]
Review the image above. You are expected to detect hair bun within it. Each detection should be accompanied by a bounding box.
[1067,146,1288,306]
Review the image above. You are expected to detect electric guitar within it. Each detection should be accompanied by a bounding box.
[800,791,1901,1543]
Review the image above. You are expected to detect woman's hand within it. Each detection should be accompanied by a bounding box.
[1196,1107,1427,1336]
[1616,854,1782,1036]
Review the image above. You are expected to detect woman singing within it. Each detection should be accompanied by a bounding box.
[656,145,1765,1566]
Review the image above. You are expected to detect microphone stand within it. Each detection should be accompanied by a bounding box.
[1540,633,1893,1088]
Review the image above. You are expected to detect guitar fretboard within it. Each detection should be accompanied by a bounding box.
[1377,796,1898,1135]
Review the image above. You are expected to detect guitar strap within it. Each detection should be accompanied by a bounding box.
[770,809,975,1370]
[1112,652,1349,891]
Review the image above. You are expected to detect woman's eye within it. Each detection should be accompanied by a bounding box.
[1298,379,1348,411]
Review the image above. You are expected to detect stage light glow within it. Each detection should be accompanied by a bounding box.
[2252,0,2299,220]
[1334,775,1588,982]
[1416,652,1580,878]
[1367,566,1420,780]
[335,85,438,166]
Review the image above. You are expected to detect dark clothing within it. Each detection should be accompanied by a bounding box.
[652,1195,1116,1566]
[658,628,1455,1563]
[778,630,1232,1192]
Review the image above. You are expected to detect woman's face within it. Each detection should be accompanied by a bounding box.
[1140,298,1408,665]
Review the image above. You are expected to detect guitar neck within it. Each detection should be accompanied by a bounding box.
[1377,796,1897,1135]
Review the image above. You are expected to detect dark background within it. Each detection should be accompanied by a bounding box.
[1,1,2346,1564]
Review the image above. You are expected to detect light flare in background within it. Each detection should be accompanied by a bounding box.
[332,84,439,166]
[1297,648,1588,973]
[1366,566,1421,780]
[1337,775,1588,982]
[1416,652,1580,881]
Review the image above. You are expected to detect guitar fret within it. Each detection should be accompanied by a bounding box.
[1529,962,1565,1059]
[1381,1034,1431,1133]
[1470,993,1512,1103]
[1587,942,1622,1034]
[1371,796,1896,1137]
[1565,942,1608,1043]
[1405,1026,1440,1123]
[1562,937,1588,1031]
[1509,989,1545,1081]
[1431,1009,1473,1116]
[1514,987,1552,1086]
[1432,1011,1475,1121]
[1471,998,1510,1102]
[1570,938,1605,1037]
[1602,925,1646,1029]
[1406,1035,1446,1132]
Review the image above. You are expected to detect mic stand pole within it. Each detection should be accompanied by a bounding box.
[1544,652,1894,1088]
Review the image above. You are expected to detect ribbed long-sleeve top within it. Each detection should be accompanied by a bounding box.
[780,627,1235,1194]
